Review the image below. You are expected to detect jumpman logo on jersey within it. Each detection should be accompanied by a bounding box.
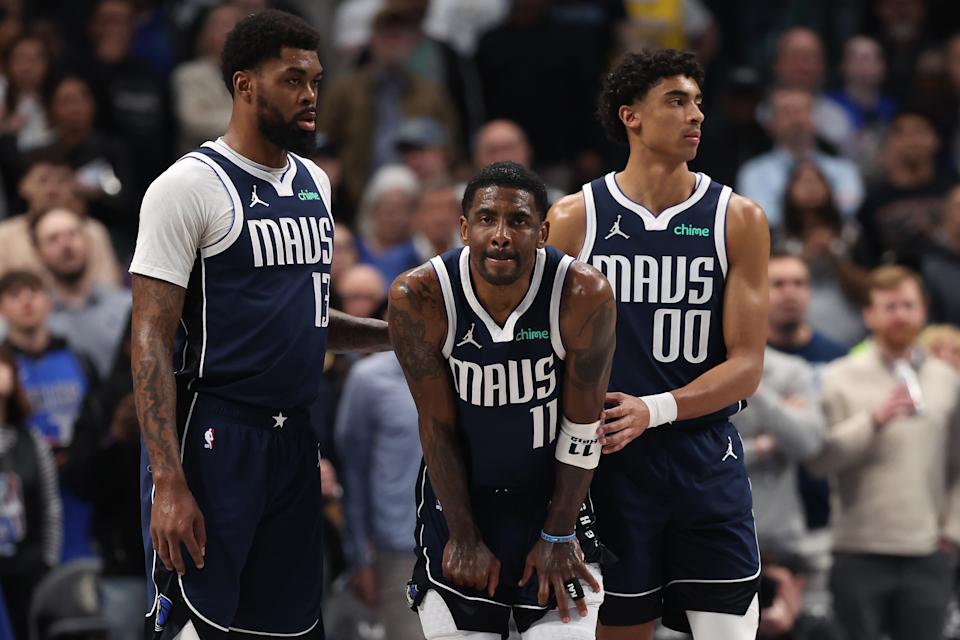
[604,214,630,240]
[722,436,738,461]
[250,184,270,208]
[456,323,482,349]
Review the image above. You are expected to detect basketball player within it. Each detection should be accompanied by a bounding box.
[389,161,617,639]
[130,11,389,640]
[548,50,769,639]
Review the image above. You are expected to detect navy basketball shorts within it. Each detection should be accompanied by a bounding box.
[139,392,324,639]
[408,465,606,638]
[591,420,760,632]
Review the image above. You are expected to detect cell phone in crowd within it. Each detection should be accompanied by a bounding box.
[893,359,925,416]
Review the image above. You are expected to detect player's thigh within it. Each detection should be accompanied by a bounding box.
[596,622,655,640]
[591,461,668,627]
[232,423,324,635]
[418,590,505,640]
[519,564,604,640]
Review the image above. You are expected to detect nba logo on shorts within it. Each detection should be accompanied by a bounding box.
[154,594,173,632]
[204,428,215,450]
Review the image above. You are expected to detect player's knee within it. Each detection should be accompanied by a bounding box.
[686,594,759,640]
[417,591,500,640]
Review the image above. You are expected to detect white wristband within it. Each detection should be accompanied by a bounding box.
[555,417,601,469]
[639,392,678,429]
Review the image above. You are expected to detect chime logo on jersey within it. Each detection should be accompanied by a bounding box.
[448,354,556,407]
[515,327,550,342]
[247,216,334,268]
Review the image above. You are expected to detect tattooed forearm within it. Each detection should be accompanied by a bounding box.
[421,416,478,540]
[327,310,390,353]
[388,278,447,382]
[567,297,616,391]
[131,275,186,485]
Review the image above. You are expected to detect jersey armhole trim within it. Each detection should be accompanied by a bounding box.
[577,183,597,262]
[430,256,457,358]
[185,153,244,259]
[715,186,733,277]
[550,255,575,360]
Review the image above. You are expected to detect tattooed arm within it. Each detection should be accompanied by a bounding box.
[520,262,616,621]
[388,265,501,596]
[327,309,390,354]
[131,274,205,576]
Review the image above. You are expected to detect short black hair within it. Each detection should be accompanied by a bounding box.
[598,49,704,144]
[221,9,321,95]
[461,162,548,221]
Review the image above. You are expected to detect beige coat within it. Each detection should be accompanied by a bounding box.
[810,342,960,555]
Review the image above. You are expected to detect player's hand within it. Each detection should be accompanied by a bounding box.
[350,565,379,609]
[871,384,916,428]
[518,538,600,623]
[442,536,501,597]
[598,391,650,453]
[151,476,206,576]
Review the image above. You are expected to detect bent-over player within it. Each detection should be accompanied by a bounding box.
[389,161,617,639]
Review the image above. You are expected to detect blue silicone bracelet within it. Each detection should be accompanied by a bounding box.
[540,530,577,544]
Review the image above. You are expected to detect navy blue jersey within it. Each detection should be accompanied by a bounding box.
[431,246,574,490]
[175,144,334,408]
[578,172,742,427]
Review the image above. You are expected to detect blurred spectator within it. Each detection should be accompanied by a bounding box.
[82,0,172,201]
[919,324,960,370]
[32,207,131,379]
[855,110,955,268]
[334,264,386,319]
[771,28,856,156]
[734,347,824,556]
[693,67,772,188]
[172,2,242,153]
[334,349,422,640]
[319,3,461,207]
[471,118,564,203]
[332,222,360,283]
[0,271,97,563]
[476,0,602,185]
[947,32,960,172]
[810,265,960,640]
[376,178,461,281]
[826,35,897,180]
[868,0,930,100]
[0,32,54,152]
[0,344,61,640]
[38,73,137,255]
[354,164,419,267]
[922,183,960,325]
[737,87,864,227]
[756,553,843,640]
[619,0,719,67]
[423,0,509,56]
[311,134,349,221]
[0,154,121,287]
[64,322,143,640]
[395,116,452,184]
[779,162,868,345]
[767,252,851,362]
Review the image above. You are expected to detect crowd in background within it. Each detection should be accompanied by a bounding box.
[1,0,960,639]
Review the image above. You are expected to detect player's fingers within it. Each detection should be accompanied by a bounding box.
[537,569,549,606]
[553,576,570,623]
[183,527,205,570]
[194,512,207,555]
[575,589,589,618]
[602,437,631,454]
[518,557,535,587]
[602,403,628,421]
[577,563,601,593]
[156,536,174,572]
[167,534,187,576]
[487,560,500,598]
[604,391,627,405]
[601,426,636,450]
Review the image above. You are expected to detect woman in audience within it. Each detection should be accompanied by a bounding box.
[0,32,54,151]
[780,161,869,346]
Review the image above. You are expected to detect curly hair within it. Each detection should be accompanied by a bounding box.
[598,49,704,144]
[221,9,321,95]
[462,162,548,221]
